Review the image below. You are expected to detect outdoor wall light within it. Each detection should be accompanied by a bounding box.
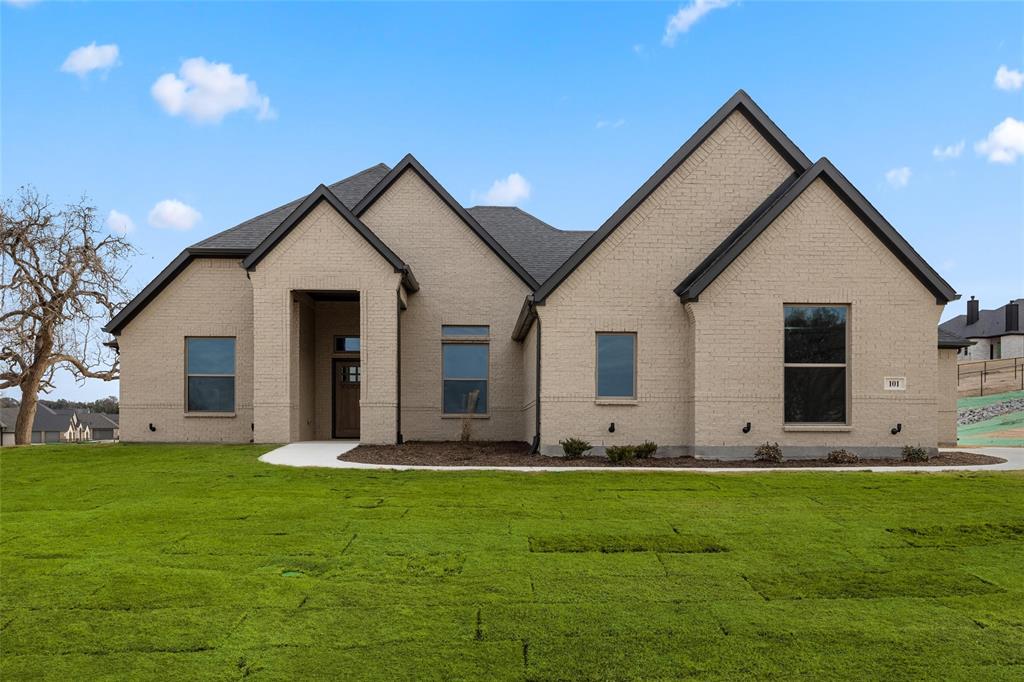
[891,423,902,435]
[148,423,156,432]
[608,422,615,433]
[742,422,751,433]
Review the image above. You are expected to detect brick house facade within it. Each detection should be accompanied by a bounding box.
[106,91,967,457]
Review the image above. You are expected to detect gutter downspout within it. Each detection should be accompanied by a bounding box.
[396,289,403,445]
[530,312,542,454]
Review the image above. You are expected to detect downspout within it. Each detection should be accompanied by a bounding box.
[530,313,542,453]
[396,289,403,445]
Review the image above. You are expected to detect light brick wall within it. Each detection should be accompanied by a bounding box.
[521,321,538,443]
[313,300,359,440]
[360,170,531,442]
[536,111,793,452]
[119,258,254,442]
[250,201,401,444]
[937,348,958,446]
[691,178,943,455]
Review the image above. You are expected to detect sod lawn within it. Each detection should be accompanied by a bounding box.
[1,444,1022,680]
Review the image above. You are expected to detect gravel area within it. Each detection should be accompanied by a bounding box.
[342,441,1005,468]
[959,398,1024,426]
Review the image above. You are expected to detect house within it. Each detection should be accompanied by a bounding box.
[105,90,965,457]
[0,404,74,444]
[76,411,120,441]
[940,297,1023,361]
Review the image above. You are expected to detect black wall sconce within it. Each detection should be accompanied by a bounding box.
[891,423,902,435]
[608,422,615,433]
[742,422,751,433]
[148,423,157,432]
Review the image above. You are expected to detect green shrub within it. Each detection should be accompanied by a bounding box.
[754,442,783,463]
[902,445,929,463]
[635,441,658,459]
[606,445,637,464]
[559,437,592,458]
[826,449,860,464]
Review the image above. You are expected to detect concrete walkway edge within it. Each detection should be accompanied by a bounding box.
[259,441,1024,473]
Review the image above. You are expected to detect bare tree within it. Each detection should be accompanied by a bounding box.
[1,186,135,444]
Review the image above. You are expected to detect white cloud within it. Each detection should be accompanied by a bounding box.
[4,0,42,7]
[975,117,1024,164]
[482,173,531,206]
[596,119,626,130]
[885,166,911,189]
[106,209,135,235]
[932,141,964,160]
[148,199,201,230]
[663,0,735,46]
[151,57,275,124]
[994,65,1024,91]
[60,42,119,78]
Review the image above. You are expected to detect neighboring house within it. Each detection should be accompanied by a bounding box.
[0,404,72,444]
[105,90,965,457]
[77,411,120,441]
[939,297,1023,362]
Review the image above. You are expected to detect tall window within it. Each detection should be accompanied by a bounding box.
[186,337,236,413]
[596,333,636,399]
[784,306,847,423]
[442,326,489,414]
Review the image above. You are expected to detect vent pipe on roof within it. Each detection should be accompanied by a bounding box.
[1007,301,1020,333]
[967,296,979,325]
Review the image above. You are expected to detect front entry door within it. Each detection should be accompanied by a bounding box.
[332,359,360,438]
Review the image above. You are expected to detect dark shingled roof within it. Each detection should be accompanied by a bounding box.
[193,164,391,251]
[940,299,1023,340]
[0,404,72,433]
[468,206,592,285]
[938,329,974,348]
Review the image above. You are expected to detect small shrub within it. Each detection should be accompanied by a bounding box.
[635,441,658,459]
[826,449,860,464]
[559,437,592,458]
[902,445,929,463]
[606,445,637,464]
[754,442,783,463]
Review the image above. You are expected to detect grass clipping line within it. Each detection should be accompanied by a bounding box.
[528,533,727,554]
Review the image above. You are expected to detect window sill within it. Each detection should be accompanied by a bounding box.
[595,399,639,406]
[783,424,852,432]
[441,413,490,419]
[184,412,237,418]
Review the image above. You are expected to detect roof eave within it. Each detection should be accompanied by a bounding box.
[511,295,537,342]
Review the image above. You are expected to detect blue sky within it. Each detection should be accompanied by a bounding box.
[2,1,1022,401]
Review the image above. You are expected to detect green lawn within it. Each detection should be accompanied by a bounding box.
[2,444,1023,680]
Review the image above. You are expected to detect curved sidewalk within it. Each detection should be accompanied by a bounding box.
[259,442,1024,473]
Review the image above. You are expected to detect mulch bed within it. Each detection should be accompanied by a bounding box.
[341,441,1006,468]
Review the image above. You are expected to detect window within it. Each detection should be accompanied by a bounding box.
[186,337,235,412]
[334,336,360,353]
[596,333,636,399]
[783,306,847,423]
[442,327,489,414]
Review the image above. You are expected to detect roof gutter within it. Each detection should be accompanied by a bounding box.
[511,295,537,342]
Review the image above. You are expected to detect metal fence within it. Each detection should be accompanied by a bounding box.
[957,357,1024,397]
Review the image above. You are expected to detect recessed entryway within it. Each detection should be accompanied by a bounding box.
[332,358,360,438]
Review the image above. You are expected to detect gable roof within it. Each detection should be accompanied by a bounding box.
[938,329,975,349]
[939,298,1023,340]
[0,404,73,433]
[674,158,959,304]
[105,164,391,335]
[468,206,592,284]
[353,154,540,290]
[531,89,813,304]
[240,183,419,293]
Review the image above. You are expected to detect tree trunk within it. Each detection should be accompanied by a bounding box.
[15,373,41,445]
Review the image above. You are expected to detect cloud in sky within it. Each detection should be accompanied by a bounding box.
[60,42,119,78]
[106,209,135,235]
[994,65,1023,91]
[975,117,1024,164]
[4,0,41,7]
[151,57,275,124]
[148,199,201,230]
[932,141,964,160]
[596,119,625,130]
[663,0,735,46]
[885,166,911,188]
[482,173,531,205]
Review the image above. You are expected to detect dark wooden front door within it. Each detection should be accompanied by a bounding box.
[332,359,360,438]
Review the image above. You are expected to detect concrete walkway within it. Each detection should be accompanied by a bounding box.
[259,441,1024,473]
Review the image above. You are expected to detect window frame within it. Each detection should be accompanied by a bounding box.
[441,325,490,416]
[333,335,361,354]
[595,332,637,400]
[184,336,237,414]
[782,304,850,425]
